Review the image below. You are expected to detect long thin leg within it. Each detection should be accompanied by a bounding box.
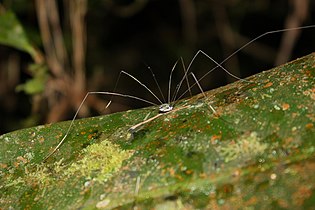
[106,70,164,109]
[190,72,216,114]
[167,60,179,104]
[177,25,315,101]
[185,25,315,95]
[171,57,192,103]
[145,64,166,103]
[175,49,244,103]
[43,91,158,162]
[128,113,163,133]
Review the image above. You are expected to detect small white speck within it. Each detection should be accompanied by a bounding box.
[84,181,91,188]
[253,104,259,109]
[31,132,36,137]
[270,173,277,180]
[96,199,110,208]
[100,194,106,200]
[274,105,281,110]
[218,199,225,205]
[25,152,34,160]
[4,137,10,142]
[194,102,204,108]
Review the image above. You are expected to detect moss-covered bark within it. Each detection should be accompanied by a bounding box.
[1,53,314,209]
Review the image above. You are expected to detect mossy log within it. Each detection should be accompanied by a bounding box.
[1,53,314,209]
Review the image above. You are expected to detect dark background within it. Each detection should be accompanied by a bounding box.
[0,0,314,134]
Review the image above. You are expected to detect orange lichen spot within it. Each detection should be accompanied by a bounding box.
[305,123,313,129]
[199,173,207,178]
[222,184,234,194]
[306,114,315,122]
[17,156,28,164]
[290,77,296,82]
[303,89,311,96]
[185,169,194,175]
[244,196,258,206]
[13,161,19,168]
[179,124,187,129]
[278,199,289,208]
[292,186,312,206]
[211,134,222,144]
[232,169,241,177]
[38,136,45,143]
[263,82,273,88]
[0,163,8,169]
[284,137,294,146]
[88,133,96,139]
[162,136,169,141]
[81,131,86,135]
[175,174,184,181]
[305,69,312,76]
[281,103,290,111]
[168,168,175,176]
[171,114,179,119]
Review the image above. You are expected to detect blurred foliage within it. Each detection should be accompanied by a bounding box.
[0,10,38,60]
[0,10,45,96]
[0,0,314,134]
[15,64,48,94]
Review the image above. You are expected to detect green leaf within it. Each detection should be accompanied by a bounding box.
[1,53,314,209]
[0,10,38,61]
[15,64,48,94]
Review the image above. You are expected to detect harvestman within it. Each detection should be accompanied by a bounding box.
[43,25,315,162]
[43,55,233,162]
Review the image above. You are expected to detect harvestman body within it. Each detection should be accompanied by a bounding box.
[43,25,315,162]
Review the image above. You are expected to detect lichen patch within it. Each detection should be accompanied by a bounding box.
[217,132,267,163]
[64,139,134,182]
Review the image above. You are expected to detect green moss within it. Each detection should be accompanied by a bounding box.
[64,138,134,182]
[4,138,133,191]
[1,53,315,209]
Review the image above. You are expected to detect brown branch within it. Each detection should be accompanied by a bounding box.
[275,0,309,65]
[69,0,87,94]
[35,0,63,77]
[47,0,69,68]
